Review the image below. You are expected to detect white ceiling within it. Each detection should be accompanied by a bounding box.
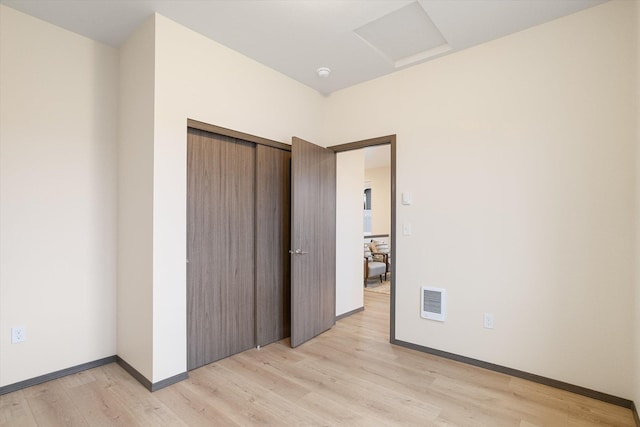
[0,0,607,95]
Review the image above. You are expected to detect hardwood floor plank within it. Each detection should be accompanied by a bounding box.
[194,363,324,426]
[153,380,240,427]
[218,353,312,401]
[62,382,139,427]
[0,390,37,426]
[299,358,442,424]
[81,364,186,426]
[0,291,635,426]
[219,349,383,426]
[297,391,377,426]
[21,382,89,427]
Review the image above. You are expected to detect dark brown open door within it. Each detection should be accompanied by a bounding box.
[290,137,336,347]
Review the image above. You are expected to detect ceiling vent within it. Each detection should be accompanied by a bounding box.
[421,287,446,322]
[354,2,451,68]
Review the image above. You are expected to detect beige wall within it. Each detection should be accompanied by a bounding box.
[326,0,636,398]
[117,15,156,381]
[0,6,118,386]
[365,165,391,237]
[336,150,366,316]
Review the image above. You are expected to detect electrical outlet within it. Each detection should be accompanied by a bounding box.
[11,326,26,344]
[483,313,494,329]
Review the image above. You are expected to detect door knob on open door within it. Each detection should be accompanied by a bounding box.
[289,249,309,255]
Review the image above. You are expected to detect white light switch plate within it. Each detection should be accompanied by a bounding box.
[403,222,412,235]
[483,313,494,329]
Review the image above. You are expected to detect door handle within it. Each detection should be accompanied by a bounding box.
[289,249,309,255]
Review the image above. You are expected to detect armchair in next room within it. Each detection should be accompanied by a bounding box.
[364,243,386,285]
[369,239,390,278]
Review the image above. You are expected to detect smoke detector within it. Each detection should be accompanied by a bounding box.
[316,67,331,78]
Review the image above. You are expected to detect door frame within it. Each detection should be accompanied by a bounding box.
[328,135,396,342]
[187,119,291,151]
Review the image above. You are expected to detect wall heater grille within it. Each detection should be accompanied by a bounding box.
[421,287,446,322]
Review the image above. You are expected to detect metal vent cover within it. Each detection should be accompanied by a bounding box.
[421,287,446,322]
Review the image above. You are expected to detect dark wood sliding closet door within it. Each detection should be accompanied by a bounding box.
[256,145,291,346]
[187,128,256,370]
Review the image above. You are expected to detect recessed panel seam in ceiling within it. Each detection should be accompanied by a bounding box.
[353,1,451,68]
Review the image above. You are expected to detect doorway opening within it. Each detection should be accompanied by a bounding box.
[363,144,391,294]
[330,135,396,342]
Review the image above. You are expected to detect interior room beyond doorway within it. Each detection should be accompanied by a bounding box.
[335,140,394,330]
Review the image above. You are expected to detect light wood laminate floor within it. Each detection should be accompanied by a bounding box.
[1,292,635,426]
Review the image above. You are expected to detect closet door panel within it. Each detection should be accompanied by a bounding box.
[187,128,256,370]
[256,145,291,346]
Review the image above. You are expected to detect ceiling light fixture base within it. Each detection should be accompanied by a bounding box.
[316,67,331,78]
